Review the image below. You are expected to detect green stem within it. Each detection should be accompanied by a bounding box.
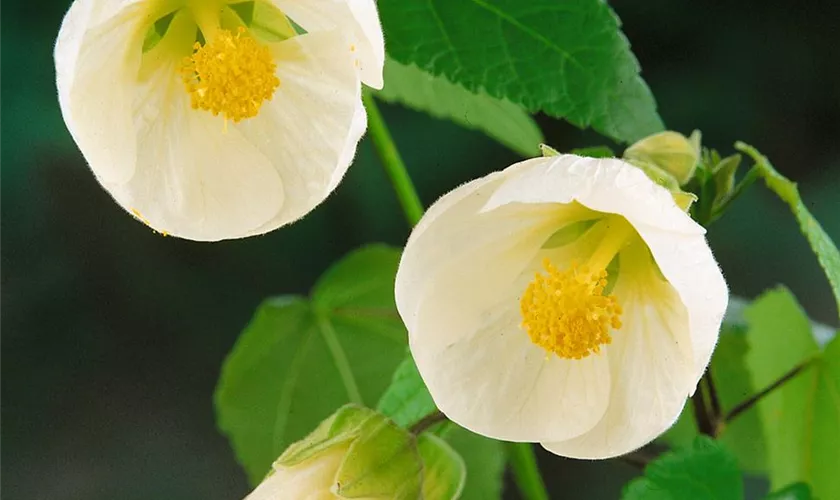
[362,91,425,227]
[723,358,814,425]
[690,376,715,436]
[505,442,550,500]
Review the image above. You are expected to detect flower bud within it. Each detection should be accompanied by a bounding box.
[624,131,699,185]
[245,404,423,499]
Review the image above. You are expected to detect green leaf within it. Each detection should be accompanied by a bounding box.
[378,0,664,143]
[622,437,743,500]
[215,245,407,484]
[660,325,766,472]
[377,59,543,157]
[709,327,767,472]
[442,427,506,500]
[743,288,840,499]
[417,434,466,500]
[736,142,840,322]
[377,354,436,428]
[764,483,813,500]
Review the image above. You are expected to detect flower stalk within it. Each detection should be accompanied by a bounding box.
[362,91,425,227]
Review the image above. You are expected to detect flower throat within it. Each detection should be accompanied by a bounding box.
[519,217,633,359]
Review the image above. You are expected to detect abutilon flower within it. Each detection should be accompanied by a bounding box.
[56,0,384,240]
[395,154,728,459]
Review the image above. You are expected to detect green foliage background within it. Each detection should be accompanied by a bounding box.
[1,0,839,498]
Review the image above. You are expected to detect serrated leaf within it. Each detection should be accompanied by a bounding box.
[622,437,743,500]
[377,353,436,428]
[442,427,506,500]
[736,142,840,322]
[743,288,840,499]
[379,0,664,143]
[764,483,813,500]
[377,59,543,157]
[417,434,466,500]
[215,246,407,484]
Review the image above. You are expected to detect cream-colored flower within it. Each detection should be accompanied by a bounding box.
[55,0,384,240]
[395,154,728,459]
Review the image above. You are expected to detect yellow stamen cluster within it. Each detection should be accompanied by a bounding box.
[520,259,622,359]
[182,28,279,122]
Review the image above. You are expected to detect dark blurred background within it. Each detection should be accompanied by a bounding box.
[2,0,838,498]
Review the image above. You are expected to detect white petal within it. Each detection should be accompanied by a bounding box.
[236,30,364,235]
[56,0,149,185]
[542,241,694,459]
[482,154,728,384]
[271,0,385,88]
[246,447,345,500]
[483,155,700,235]
[107,93,285,240]
[635,227,728,386]
[416,307,610,443]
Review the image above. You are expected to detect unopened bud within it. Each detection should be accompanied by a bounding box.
[625,131,699,185]
[246,405,422,499]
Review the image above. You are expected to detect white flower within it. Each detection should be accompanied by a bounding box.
[395,155,728,459]
[55,0,384,240]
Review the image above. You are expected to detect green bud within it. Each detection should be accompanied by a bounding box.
[417,434,466,500]
[624,131,699,185]
[249,405,423,500]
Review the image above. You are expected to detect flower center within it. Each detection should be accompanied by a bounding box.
[520,259,622,359]
[519,216,633,359]
[181,28,279,122]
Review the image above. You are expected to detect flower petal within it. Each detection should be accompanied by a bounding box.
[415,307,611,443]
[236,30,365,234]
[106,66,286,240]
[541,241,694,458]
[483,155,700,234]
[246,447,345,500]
[271,0,385,88]
[56,0,149,185]
[634,227,728,386]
